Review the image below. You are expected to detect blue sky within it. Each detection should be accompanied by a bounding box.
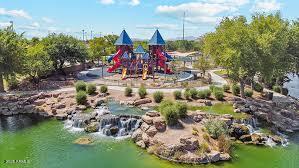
[0,0,298,40]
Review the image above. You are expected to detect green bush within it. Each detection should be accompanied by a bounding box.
[75,81,86,92]
[204,119,228,139]
[273,85,281,93]
[189,88,198,99]
[204,89,212,98]
[76,91,87,105]
[100,85,108,93]
[125,87,133,97]
[153,91,164,103]
[159,100,174,114]
[175,102,187,118]
[213,90,224,100]
[253,82,263,92]
[232,84,240,96]
[173,90,182,100]
[223,84,230,92]
[163,106,179,126]
[209,85,216,92]
[184,90,191,100]
[138,85,147,99]
[86,83,96,95]
[197,90,207,99]
[245,89,253,97]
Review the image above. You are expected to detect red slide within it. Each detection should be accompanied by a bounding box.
[107,49,124,73]
[155,50,171,73]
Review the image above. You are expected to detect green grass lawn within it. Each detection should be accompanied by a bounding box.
[214,69,228,76]
[188,103,248,119]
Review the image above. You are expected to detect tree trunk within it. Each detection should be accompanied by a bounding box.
[240,80,245,98]
[0,74,4,92]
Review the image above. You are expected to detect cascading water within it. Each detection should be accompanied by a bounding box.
[64,105,142,137]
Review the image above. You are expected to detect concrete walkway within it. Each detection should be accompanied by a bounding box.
[0,69,227,95]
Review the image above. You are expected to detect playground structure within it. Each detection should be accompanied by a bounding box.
[107,30,173,80]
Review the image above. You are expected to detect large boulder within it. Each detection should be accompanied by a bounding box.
[34,99,46,106]
[239,134,252,142]
[141,122,150,132]
[142,115,153,125]
[146,126,158,137]
[131,129,143,142]
[55,113,67,120]
[145,111,160,117]
[110,126,119,136]
[153,117,166,132]
[219,153,231,161]
[229,124,250,139]
[180,137,199,151]
[142,133,150,145]
[136,140,146,149]
[53,103,66,109]
[84,122,100,133]
[134,98,152,106]
[207,150,220,162]
[73,137,93,145]
[179,152,209,164]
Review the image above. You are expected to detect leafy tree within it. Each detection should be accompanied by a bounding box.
[203,16,258,98]
[250,13,291,86]
[89,37,108,64]
[103,34,118,55]
[288,20,299,75]
[42,33,88,74]
[193,55,211,76]
[0,27,25,92]
[134,41,148,51]
[24,43,53,83]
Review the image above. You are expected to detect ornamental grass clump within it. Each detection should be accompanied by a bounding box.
[138,85,147,99]
[175,102,187,118]
[162,106,179,126]
[273,85,281,93]
[184,90,191,100]
[189,88,198,99]
[75,81,86,92]
[86,83,96,95]
[125,87,133,97]
[253,82,263,92]
[153,91,164,103]
[173,90,182,100]
[204,119,228,139]
[76,91,87,105]
[100,85,108,93]
[232,84,240,96]
[223,84,230,92]
[159,100,188,125]
[245,89,253,97]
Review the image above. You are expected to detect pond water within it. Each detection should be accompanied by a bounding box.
[0,103,299,168]
[284,74,299,99]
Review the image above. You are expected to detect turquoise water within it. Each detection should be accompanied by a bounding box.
[0,102,299,168]
[0,119,298,168]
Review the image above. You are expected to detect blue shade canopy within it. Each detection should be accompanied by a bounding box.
[114,30,133,46]
[134,45,146,54]
[149,30,166,45]
[142,53,150,60]
[122,52,129,59]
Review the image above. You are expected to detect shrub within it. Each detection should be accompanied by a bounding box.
[204,119,228,139]
[75,81,86,92]
[223,84,230,92]
[189,88,198,99]
[203,133,210,142]
[232,84,240,96]
[173,90,182,100]
[218,134,231,153]
[100,85,108,93]
[184,90,191,100]
[245,89,253,97]
[175,102,187,118]
[125,87,133,97]
[86,83,96,95]
[197,90,207,99]
[253,82,263,92]
[76,91,87,105]
[213,90,224,100]
[163,106,179,126]
[204,89,212,98]
[196,142,211,155]
[209,85,216,92]
[153,91,164,103]
[159,100,174,114]
[138,85,147,98]
[273,85,281,93]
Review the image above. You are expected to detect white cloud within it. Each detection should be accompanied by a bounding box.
[19,22,40,30]
[156,0,249,24]
[0,8,32,19]
[42,17,54,23]
[251,0,281,13]
[129,0,140,6]
[0,22,12,28]
[99,0,115,5]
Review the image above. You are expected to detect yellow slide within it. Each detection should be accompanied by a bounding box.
[142,64,148,80]
[142,69,148,80]
[122,68,127,80]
